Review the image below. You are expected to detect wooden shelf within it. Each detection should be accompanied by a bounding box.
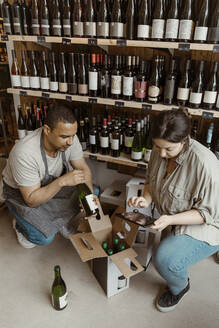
[7,88,219,118]
[0,62,8,65]
[83,150,147,169]
[2,35,218,51]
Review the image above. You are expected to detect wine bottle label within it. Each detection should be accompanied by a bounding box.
[137,25,150,39]
[165,19,179,39]
[216,94,219,109]
[131,151,142,160]
[3,18,12,34]
[11,75,21,87]
[111,139,119,150]
[41,19,50,35]
[51,292,68,309]
[177,87,190,101]
[152,19,165,39]
[30,76,40,89]
[73,21,83,36]
[120,134,123,145]
[123,76,133,96]
[194,26,208,41]
[89,135,96,145]
[135,81,147,99]
[89,71,98,90]
[21,76,30,88]
[84,22,96,36]
[52,19,62,36]
[148,85,160,99]
[100,74,110,89]
[40,77,50,90]
[178,20,194,40]
[100,136,109,148]
[164,79,175,100]
[13,18,21,34]
[97,22,109,37]
[203,91,217,104]
[63,19,71,36]
[110,22,124,38]
[59,82,68,93]
[111,75,122,94]
[68,83,77,94]
[26,130,34,135]
[207,27,219,43]
[125,136,134,148]
[50,80,59,92]
[144,149,152,162]
[85,194,98,211]
[32,19,40,35]
[78,83,88,95]
[23,22,28,34]
[18,129,26,139]
[189,92,203,104]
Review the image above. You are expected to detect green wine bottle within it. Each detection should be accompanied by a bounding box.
[51,265,68,311]
[77,183,101,219]
[131,121,143,162]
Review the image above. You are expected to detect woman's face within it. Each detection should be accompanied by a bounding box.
[153,138,184,159]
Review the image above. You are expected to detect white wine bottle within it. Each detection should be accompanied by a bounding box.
[51,265,68,311]
[77,183,100,219]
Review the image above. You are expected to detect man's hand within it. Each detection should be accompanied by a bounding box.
[128,196,149,208]
[59,170,86,187]
[149,215,172,232]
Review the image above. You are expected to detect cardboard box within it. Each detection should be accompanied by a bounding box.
[70,206,144,297]
[100,181,126,208]
[126,178,152,216]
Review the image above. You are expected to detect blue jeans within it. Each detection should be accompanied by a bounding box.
[153,234,219,295]
[7,204,56,246]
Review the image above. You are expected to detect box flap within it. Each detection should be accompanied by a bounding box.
[111,207,139,247]
[110,248,144,278]
[70,233,107,262]
[88,200,112,233]
[77,220,91,233]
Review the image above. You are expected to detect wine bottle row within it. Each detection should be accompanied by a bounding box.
[11,50,219,110]
[1,0,219,43]
[17,101,219,162]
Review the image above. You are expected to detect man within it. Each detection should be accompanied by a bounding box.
[3,104,93,248]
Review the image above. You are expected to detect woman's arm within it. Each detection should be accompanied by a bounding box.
[150,209,205,232]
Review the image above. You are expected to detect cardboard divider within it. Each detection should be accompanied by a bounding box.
[110,248,144,278]
[70,233,106,262]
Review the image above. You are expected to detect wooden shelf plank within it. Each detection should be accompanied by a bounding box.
[83,151,147,169]
[7,88,219,118]
[4,35,215,51]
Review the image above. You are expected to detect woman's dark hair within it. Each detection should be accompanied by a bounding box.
[45,104,76,130]
[151,108,191,143]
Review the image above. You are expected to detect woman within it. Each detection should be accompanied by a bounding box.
[128,108,219,312]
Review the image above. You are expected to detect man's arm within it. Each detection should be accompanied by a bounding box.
[70,158,93,192]
[19,169,86,208]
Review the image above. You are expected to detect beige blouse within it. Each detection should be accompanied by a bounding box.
[145,137,219,245]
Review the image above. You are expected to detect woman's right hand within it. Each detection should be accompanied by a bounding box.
[127,196,149,208]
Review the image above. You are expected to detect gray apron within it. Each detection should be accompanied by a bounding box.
[3,133,80,238]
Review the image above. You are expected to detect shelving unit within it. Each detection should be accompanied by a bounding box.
[7,87,219,119]
[3,33,219,171]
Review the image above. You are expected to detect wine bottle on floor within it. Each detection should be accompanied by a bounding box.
[51,265,68,311]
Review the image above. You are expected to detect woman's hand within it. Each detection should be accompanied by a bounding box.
[128,196,149,208]
[149,215,172,232]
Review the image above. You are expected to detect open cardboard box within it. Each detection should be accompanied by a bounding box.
[70,206,144,297]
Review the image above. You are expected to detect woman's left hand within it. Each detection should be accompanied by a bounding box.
[150,215,172,232]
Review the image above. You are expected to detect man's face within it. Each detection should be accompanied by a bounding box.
[45,121,78,152]
[153,138,184,159]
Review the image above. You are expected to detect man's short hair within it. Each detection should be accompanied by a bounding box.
[46,104,76,130]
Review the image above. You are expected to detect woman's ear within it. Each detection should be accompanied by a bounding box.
[43,124,51,136]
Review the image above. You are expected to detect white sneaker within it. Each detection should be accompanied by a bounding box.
[12,219,36,249]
